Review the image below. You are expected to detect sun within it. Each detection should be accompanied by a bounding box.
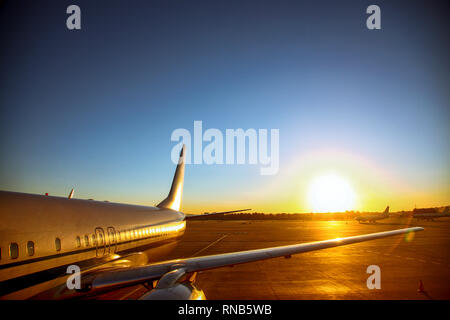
[307,173,356,213]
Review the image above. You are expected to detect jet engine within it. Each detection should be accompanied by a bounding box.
[139,282,205,300]
[138,268,206,300]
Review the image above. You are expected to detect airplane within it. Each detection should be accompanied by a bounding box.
[0,146,423,300]
[355,206,390,224]
[413,207,449,221]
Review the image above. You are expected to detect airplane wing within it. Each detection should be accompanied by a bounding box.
[66,226,423,298]
[184,208,251,220]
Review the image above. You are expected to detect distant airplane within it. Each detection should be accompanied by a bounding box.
[0,146,423,300]
[355,206,390,223]
[413,207,449,221]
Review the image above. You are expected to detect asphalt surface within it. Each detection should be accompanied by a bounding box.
[96,218,450,300]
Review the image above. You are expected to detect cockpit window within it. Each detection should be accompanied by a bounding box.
[55,238,61,252]
[27,241,35,256]
[10,243,19,259]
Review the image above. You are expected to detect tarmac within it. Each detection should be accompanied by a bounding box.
[97,218,450,300]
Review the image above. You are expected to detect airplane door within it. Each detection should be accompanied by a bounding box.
[95,227,106,257]
[107,227,117,253]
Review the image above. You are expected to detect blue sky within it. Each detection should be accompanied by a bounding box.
[0,0,448,212]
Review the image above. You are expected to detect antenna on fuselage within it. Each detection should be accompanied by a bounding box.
[68,188,74,199]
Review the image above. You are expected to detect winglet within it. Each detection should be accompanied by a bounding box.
[157,145,185,211]
[68,188,74,199]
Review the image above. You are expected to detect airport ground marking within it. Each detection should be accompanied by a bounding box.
[191,234,230,257]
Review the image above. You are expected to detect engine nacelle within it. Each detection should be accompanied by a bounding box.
[139,282,206,300]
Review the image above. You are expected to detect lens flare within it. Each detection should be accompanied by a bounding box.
[404,230,415,242]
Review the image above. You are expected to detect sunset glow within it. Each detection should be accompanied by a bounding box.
[308,174,356,213]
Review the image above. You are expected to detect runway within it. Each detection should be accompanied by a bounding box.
[96,218,450,300]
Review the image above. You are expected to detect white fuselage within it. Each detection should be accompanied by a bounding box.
[0,191,186,299]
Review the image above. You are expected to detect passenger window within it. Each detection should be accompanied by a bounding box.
[76,236,81,248]
[84,235,90,247]
[10,243,19,259]
[55,238,61,252]
[91,234,97,246]
[27,241,35,256]
[98,233,103,246]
